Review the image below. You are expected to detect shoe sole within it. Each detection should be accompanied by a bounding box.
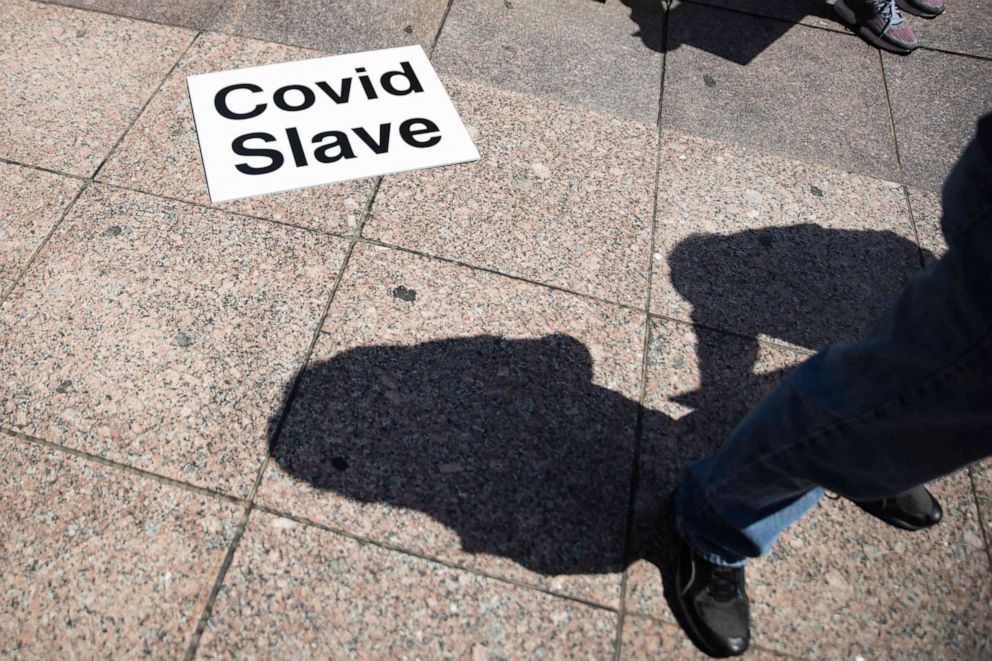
[834,0,916,54]
[896,2,944,18]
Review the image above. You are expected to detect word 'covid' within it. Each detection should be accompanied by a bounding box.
[215,61,441,175]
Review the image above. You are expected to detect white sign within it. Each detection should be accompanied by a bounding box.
[187,45,480,203]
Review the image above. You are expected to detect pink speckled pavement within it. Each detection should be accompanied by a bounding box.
[1,0,990,658]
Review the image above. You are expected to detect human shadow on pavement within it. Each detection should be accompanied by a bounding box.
[628,224,929,618]
[667,223,928,409]
[621,0,843,66]
[267,224,928,587]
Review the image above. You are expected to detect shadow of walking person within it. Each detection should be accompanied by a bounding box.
[266,223,930,605]
[269,333,642,577]
[627,223,930,621]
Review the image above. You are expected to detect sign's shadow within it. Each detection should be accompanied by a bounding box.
[266,224,929,585]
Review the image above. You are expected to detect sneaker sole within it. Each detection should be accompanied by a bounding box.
[896,2,944,19]
[834,0,916,54]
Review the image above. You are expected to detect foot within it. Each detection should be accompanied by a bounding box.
[835,0,920,54]
[896,0,944,18]
[853,485,943,531]
[672,538,750,658]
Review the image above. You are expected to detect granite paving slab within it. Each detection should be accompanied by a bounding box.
[685,0,991,59]
[0,186,348,497]
[971,460,992,565]
[715,0,992,59]
[42,0,225,29]
[624,319,992,658]
[913,0,992,59]
[0,0,194,176]
[619,614,717,659]
[650,131,921,351]
[663,1,900,180]
[749,472,991,658]
[908,186,945,261]
[0,162,83,293]
[197,509,618,658]
[624,318,805,623]
[0,434,241,658]
[680,0,843,33]
[884,48,992,191]
[97,32,374,234]
[432,0,664,123]
[257,243,644,608]
[365,78,657,308]
[209,0,448,53]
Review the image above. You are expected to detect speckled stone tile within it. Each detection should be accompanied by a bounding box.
[365,78,657,308]
[912,0,992,59]
[0,434,241,658]
[682,0,843,33]
[909,187,945,262]
[197,510,618,658]
[663,1,899,180]
[619,614,712,659]
[43,0,225,29]
[625,321,992,658]
[624,318,805,622]
[0,162,83,293]
[650,131,920,350]
[0,0,194,176]
[97,32,373,233]
[884,49,992,192]
[970,459,992,564]
[750,472,992,658]
[257,243,645,607]
[0,186,348,496]
[209,0,448,53]
[432,0,664,123]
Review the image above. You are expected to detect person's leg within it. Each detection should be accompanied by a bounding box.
[677,116,992,566]
[671,116,992,656]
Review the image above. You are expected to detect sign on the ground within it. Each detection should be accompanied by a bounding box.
[187,45,479,203]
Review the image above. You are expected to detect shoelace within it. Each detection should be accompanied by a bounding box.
[872,0,906,29]
[709,566,741,601]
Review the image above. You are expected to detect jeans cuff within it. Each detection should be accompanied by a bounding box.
[675,475,748,568]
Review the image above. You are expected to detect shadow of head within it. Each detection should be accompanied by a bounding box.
[668,224,930,407]
[269,334,643,576]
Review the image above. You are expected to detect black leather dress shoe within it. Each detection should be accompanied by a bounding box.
[853,485,943,531]
[672,538,750,658]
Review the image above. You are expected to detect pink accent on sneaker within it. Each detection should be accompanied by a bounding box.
[836,0,920,53]
[886,22,919,45]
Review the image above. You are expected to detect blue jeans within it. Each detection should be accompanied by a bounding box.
[676,117,992,568]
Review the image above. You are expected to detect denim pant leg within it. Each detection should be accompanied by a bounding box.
[676,122,992,568]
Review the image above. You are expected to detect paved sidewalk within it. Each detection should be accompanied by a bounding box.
[1,0,990,658]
